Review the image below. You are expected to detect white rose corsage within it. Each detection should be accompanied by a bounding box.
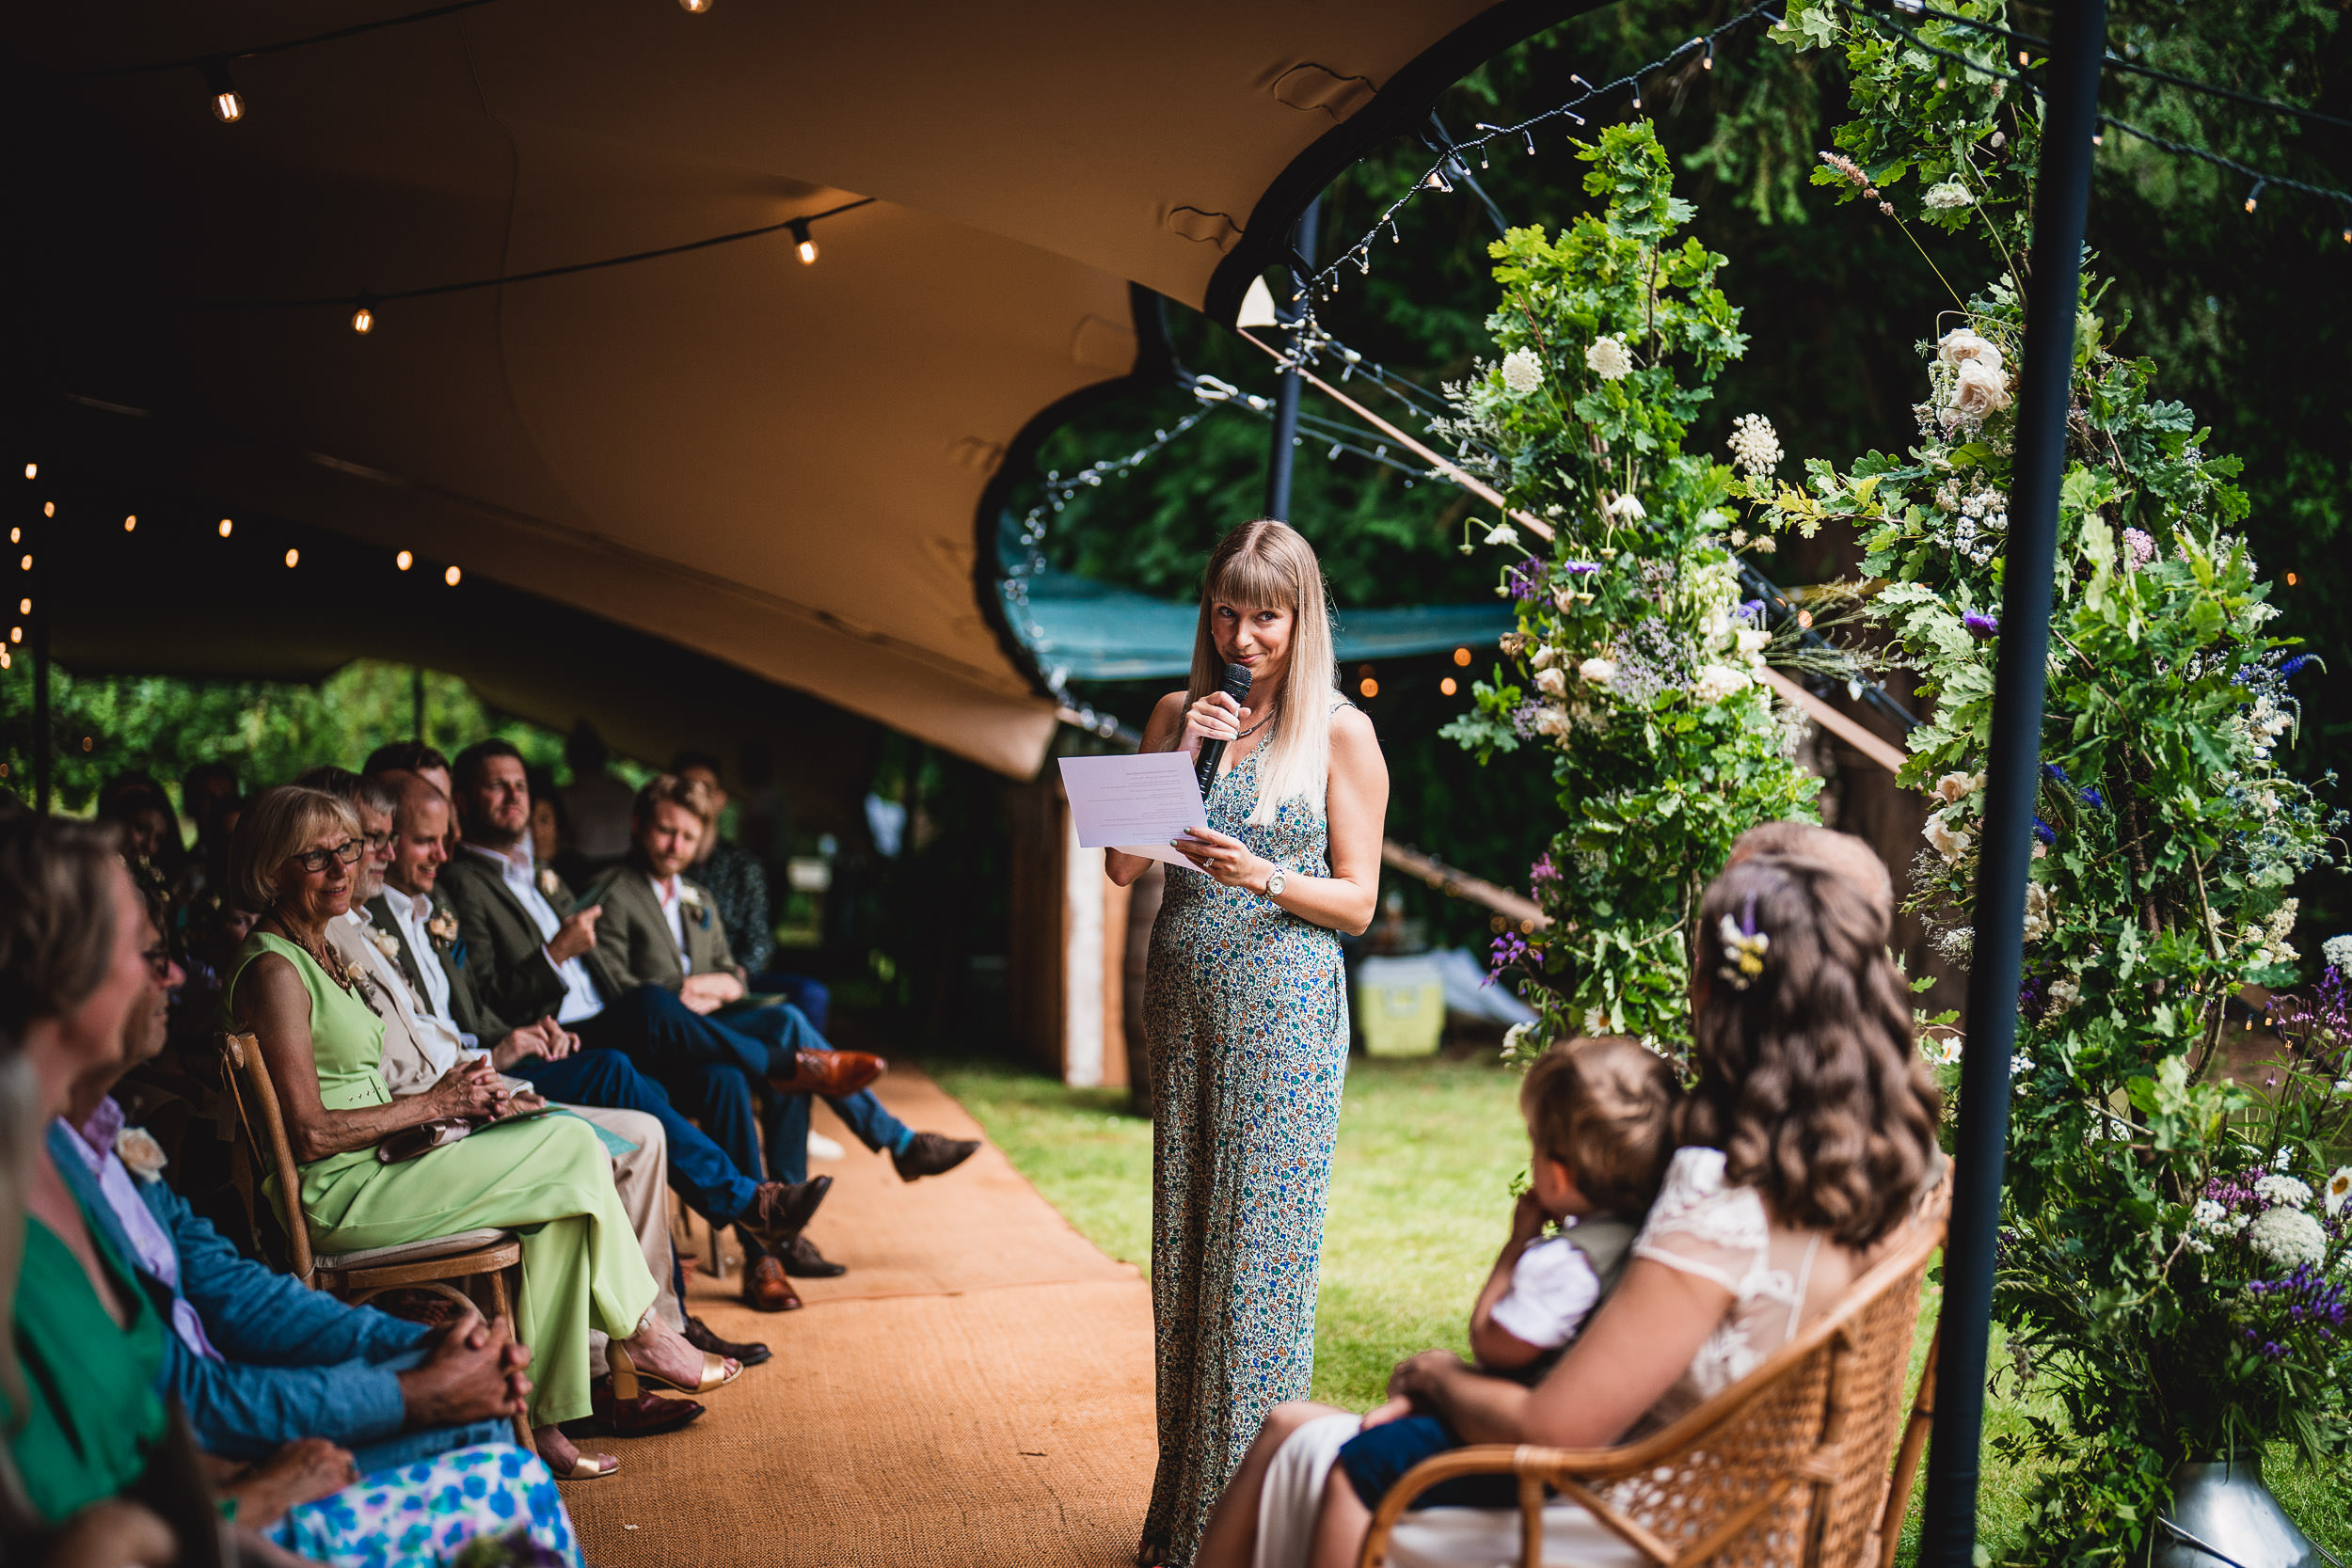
[369,929,402,959]
[537,868,562,898]
[425,908,462,947]
[677,883,707,913]
[115,1126,169,1184]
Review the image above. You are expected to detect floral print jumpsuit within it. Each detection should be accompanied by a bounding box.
[1139,714,1351,1566]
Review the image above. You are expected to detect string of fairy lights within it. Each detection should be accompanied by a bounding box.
[1302,0,2351,313]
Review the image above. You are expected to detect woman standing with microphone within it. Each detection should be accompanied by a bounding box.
[1108,518,1390,1568]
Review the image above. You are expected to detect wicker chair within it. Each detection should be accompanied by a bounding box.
[217,1032,530,1442]
[1359,1185,1948,1568]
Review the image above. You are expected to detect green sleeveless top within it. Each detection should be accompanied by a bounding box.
[6,1219,167,1524]
[224,930,390,1113]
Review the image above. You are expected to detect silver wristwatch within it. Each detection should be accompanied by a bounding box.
[1263,867,1288,898]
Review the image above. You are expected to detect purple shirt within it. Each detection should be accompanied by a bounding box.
[60,1099,223,1363]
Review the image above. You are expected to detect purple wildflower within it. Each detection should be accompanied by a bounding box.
[1563,561,1602,576]
[1507,701,1548,739]
[1737,598,1767,623]
[2280,655,2312,679]
[2042,762,2070,785]
[2032,816,2057,846]
[2078,786,2105,809]
[1963,611,1999,639]
[1486,930,1531,987]
[1529,853,1561,888]
[1505,559,1544,602]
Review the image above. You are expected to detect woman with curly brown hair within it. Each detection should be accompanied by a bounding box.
[1194,848,1945,1568]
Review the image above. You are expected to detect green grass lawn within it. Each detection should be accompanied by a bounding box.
[928,1053,2349,1560]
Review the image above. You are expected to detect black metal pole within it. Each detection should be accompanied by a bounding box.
[30,491,51,814]
[1263,198,1320,522]
[1918,1,2105,1559]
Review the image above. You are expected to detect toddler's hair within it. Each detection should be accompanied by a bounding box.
[1519,1037,1680,1216]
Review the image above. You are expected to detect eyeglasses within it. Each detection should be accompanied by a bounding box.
[360,832,393,854]
[139,944,175,979]
[290,839,363,875]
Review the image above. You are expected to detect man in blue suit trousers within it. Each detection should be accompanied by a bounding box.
[50,898,527,1471]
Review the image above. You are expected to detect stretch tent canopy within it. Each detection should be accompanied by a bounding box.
[11,0,1568,776]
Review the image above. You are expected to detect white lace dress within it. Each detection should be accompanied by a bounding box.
[1252,1148,1861,1568]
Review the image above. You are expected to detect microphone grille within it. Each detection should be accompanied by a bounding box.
[1219,662,1254,698]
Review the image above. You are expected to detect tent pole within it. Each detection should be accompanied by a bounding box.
[31,491,51,814]
[1263,198,1320,522]
[1917,1,2106,1560]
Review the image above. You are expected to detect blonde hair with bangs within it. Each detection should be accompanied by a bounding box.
[1188,519,1340,827]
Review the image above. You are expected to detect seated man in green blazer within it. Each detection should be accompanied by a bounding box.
[580,774,978,1278]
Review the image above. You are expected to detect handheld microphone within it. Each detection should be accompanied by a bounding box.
[1195,661,1258,798]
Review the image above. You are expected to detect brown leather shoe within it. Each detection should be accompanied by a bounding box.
[741,1254,802,1312]
[681,1313,771,1368]
[768,1049,885,1098]
[892,1131,980,1181]
[780,1234,846,1278]
[739,1175,830,1248]
[564,1385,706,1438]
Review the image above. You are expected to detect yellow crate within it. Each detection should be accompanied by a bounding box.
[1354,958,1444,1058]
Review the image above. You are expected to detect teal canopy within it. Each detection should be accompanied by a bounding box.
[1002,567,1517,684]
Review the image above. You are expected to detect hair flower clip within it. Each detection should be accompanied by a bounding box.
[1719,897,1771,990]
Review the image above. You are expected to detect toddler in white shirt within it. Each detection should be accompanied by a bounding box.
[1336,1035,1679,1509]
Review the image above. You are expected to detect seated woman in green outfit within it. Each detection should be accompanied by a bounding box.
[224,785,738,1480]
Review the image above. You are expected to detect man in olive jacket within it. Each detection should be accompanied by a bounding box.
[434,741,862,1310]
[583,775,979,1276]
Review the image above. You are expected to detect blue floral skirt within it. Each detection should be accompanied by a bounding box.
[268,1442,580,1568]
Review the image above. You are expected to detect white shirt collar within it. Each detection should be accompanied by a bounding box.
[383,883,430,924]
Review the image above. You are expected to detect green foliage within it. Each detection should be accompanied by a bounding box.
[1442,121,1818,1045]
[0,661,570,816]
[1734,10,2350,1559]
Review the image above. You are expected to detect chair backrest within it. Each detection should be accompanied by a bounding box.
[215,1032,315,1283]
[1533,1182,1949,1568]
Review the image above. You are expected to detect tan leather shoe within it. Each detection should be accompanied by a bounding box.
[739,1176,831,1247]
[741,1255,802,1312]
[768,1049,884,1098]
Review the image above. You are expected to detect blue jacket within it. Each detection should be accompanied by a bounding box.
[48,1119,431,1460]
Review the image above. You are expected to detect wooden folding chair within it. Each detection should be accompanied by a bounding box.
[1360,1184,1948,1568]
[217,1032,531,1445]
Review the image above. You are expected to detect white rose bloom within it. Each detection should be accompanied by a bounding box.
[2045,976,2079,1014]
[1534,667,1567,697]
[1936,329,2004,372]
[1533,705,1572,738]
[2248,1205,2328,1269]
[2256,1174,2314,1211]
[1924,809,1971,864]
[1585,336,1633,380]
[1946,356,2012,423]
[1485,522,1520,547]
[1692,664,1753,704]
[1578,657,1617,688]
[1500,349,1545,395]
[1933,771,1979,806]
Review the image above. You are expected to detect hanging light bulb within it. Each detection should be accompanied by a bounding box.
[203,57,245,123]
[790,219,817,265]
[17,599,27,614]
[1631,87,1644,112]
[351,293,375,335]
[395,549,414,571]
[20,463,33,480]
[123,515,135,532]
[41,502,54,518]
[217,518,233,537]
[2244,180,2265,214]
[679,0,711,11]
[1701,37,1714,70]
[443,564,462,586]
[284,548,300,568]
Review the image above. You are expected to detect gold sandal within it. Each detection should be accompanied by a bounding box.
[548,1449,620,1480]
[611,1343,742,1398]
